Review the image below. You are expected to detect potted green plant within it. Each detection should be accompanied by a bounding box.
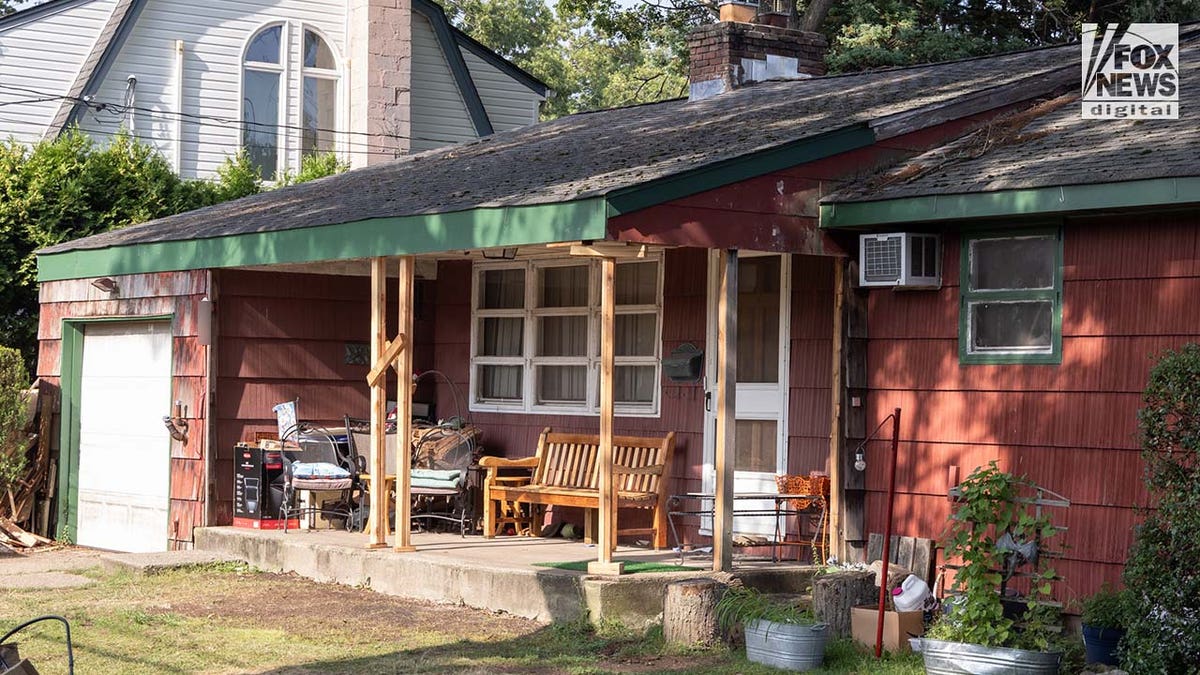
[919,461,1066,674]
[1079,585,1128,666]
[715,585,829,671]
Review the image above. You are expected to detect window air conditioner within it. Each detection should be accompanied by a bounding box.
[858,233,941,289]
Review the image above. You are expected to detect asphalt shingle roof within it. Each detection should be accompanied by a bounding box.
[44,41,1082,255]
[826,38,1200,204]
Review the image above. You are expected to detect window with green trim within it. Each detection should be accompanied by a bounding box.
[960,229,1062,364]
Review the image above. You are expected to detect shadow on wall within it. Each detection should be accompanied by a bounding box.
[860,211,1200,603]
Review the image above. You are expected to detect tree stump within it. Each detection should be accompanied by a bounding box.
[663,578,728,648]
[812,571,876,637]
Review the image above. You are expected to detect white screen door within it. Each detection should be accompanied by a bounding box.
[703,252,791,536]
[76,321,172,552]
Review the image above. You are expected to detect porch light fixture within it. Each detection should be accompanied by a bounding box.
[91,277,118,295]
[481,247,518,260]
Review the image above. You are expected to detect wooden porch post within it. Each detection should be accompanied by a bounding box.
[394,256,416,552]
[367,257,389,549]
[713,249,737,573]
[588,256,623,575]
[828,260,845,561]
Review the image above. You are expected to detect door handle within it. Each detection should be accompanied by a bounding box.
[705,391,712,412]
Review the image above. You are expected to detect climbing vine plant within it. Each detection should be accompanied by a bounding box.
[932,461,1062,651]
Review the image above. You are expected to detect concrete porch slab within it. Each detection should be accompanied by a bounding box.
[194,526,820,627]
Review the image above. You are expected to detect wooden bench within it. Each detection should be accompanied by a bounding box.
[480,428,677,549]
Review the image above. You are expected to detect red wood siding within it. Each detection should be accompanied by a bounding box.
[37,270,210,549]
[863,210,1200,604]
[210,269,436,524]
[430,249,834,545]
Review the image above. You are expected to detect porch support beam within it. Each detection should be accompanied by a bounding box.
[394,255,417,553]
[588,256,623,575]
[828,260,845,561]
[713,249,737,573]
[366,257,389,549]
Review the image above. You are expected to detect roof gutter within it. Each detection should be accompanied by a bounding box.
[819,176,1200,229]
[37,198,608,282]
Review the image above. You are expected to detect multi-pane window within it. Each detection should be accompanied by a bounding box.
[242,25,283,180]
[472,258,662,415]
[960,229,1062,364]
[301,29,338,158]
[242,24,341,180]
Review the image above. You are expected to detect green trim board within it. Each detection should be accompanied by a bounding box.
[38,198,608,282]
[57,315,174,542]
[958,227,1062,365]
[605,125,876,217]
[819,176,1200,229]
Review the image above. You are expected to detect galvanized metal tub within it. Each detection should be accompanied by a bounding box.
[917,638,1061,675]
[744,620,828,671]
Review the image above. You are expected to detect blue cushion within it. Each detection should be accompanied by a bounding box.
[292,462,350,480]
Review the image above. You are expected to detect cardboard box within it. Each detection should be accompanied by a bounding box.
[851,605,924,653]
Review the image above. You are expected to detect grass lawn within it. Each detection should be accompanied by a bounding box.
[0,562,923,674]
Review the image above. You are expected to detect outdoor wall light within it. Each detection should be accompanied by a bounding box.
[90,277,118,295]
[854,449,867,472]
[481,247,518,260]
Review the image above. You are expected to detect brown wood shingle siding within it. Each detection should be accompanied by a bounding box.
[864,211,1200,604]
[37,269,209,549]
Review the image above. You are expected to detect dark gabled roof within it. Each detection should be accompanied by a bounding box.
[48,0,146,137]
[823,32,1200,216]
[451,24,549,97]
[41,41,1083,257]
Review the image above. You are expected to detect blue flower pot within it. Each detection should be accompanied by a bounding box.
[1081,624,1124,666]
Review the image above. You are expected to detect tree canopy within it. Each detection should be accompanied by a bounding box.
[0,130,345,370]
[445,0,1199,117]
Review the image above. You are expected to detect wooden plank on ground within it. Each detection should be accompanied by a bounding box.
[912,538,935,584]
[897,536,915,571]
[866,533,883,562]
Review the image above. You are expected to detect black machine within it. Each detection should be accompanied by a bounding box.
[233,442,291,529]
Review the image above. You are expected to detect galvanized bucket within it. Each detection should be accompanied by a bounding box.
[744,620,828,671]
[917,638,1061,675]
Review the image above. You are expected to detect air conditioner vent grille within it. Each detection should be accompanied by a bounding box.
[858,232,942,289]
[863,236,903,283]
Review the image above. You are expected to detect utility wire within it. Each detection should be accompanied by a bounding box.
[0,84,473,147]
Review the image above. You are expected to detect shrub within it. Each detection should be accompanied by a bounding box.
[1123,344,1200,673]
[0,345,29,514]
[1080,585,1130,630]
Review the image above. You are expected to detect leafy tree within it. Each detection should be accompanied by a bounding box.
[0,345,28,517]
[0,130,345,372]
[1124,344,1200,673]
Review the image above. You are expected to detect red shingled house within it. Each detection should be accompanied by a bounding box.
[33,2,1200,602]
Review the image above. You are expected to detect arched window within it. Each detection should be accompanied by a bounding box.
[242,25,283,179]
[301,29,339,158]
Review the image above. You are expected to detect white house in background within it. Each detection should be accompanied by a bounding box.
[0,0,548,179]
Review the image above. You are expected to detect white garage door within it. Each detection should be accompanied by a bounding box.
[76,321,172,552]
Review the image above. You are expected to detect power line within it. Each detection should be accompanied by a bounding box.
[0,83,469,148]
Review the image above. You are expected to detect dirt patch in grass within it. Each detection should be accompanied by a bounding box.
[0,551,922,674]
[162,569,538,645]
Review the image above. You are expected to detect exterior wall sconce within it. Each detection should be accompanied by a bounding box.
[164,400,188,442]
[91,277,119,295]
[481,247,518,260]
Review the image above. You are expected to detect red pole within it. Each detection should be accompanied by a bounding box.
[875,407,902,659]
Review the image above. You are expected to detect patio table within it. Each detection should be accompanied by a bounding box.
[666,492,827,565]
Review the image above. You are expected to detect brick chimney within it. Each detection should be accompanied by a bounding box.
[688,1,827,101]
